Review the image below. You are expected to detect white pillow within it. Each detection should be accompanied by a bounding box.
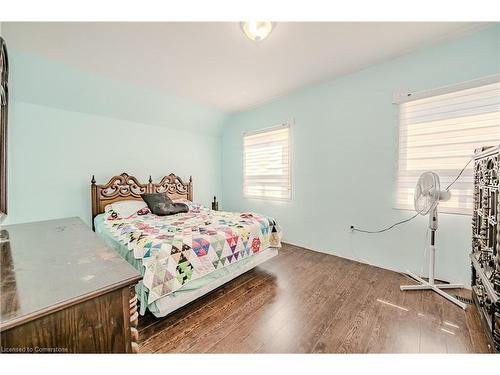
[105,200,148,218]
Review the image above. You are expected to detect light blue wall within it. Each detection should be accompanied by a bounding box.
[3,45,227,226]
[6,101,222,226]
[221,25,500,285]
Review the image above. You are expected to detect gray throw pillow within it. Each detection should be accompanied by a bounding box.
[156,202,189,216]
[141,193,172,215]
[141,193,188,216]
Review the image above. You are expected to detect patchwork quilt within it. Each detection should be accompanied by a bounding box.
[104,201,281,304]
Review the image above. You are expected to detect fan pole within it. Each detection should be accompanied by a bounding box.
[429,232,435,285]
[429,210,436,285]
[400,207,467,309]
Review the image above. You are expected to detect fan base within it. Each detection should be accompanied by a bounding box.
[400,271,467,309]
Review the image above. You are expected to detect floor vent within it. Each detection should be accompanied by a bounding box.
[454,295,474,305]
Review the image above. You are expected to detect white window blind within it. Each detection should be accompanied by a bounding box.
[395,77,500,215]
[243,124,291,200]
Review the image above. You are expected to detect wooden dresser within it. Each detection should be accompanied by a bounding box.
[0,217,142,353]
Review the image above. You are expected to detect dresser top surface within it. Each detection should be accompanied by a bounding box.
[1,217,141,330]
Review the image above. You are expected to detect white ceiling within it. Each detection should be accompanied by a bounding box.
[2,22,489,112]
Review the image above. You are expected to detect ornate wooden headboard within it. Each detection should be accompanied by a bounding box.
[91,172,193,230]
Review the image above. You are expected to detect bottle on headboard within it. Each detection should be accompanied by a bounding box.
[212,196,219,211]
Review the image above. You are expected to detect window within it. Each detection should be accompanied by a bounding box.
[395,76,500,214]
[243,124,291,200]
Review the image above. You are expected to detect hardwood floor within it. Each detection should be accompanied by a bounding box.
[138,243,493,353]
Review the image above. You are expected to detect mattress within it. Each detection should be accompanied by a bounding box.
[94,214,278,316]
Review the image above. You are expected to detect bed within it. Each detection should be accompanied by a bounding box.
[91,173,281,317]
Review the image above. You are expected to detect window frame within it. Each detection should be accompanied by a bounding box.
[393,74,500,215]
[242,123,292,202]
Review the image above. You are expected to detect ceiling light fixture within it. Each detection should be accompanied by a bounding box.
[240,22,275,42]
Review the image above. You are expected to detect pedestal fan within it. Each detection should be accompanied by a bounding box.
[400,171,467,310]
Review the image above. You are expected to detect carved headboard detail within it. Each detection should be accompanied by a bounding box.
[91,172,193,230]
[153,173,193,200]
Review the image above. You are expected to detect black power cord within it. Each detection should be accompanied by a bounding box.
[350,213,419,234]
[444,156,474,191]
[350,155,475,234]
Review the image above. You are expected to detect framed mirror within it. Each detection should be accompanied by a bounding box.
[1,36,8,220]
